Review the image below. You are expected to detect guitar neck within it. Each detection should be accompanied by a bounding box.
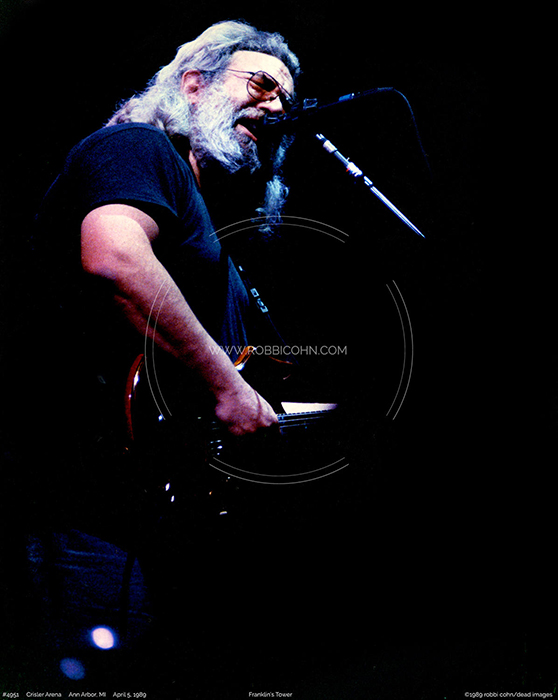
[276,409,335,430]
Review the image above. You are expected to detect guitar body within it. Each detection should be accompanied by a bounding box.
[124,347,343,521]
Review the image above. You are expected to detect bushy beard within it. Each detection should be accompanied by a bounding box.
[187,81,293,236]
[188,83,262,174]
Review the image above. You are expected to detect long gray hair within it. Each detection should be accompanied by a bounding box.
[106,20,300,229]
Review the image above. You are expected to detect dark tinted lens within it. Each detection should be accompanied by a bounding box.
[249,72,293,111]
[248,72,276,97]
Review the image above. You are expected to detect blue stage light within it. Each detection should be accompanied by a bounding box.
[60,657,86,680]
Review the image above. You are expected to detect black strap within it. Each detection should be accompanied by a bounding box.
[235,262,298,365]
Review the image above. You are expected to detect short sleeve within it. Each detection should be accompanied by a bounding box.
[64,124,193,225]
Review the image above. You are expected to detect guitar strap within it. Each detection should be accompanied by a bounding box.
[235,261,298,365]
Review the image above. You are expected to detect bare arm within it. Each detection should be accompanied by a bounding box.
[81,203,278,436]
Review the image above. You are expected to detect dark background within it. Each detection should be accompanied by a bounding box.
[0,1,555,697]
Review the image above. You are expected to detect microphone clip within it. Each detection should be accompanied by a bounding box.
[262,98,320,129]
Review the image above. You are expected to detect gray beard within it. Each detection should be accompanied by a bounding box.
[186,82,292,233]
[188,85,262,174]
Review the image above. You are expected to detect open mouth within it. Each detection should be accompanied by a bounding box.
[235,117,260,142]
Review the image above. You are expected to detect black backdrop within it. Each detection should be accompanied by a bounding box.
[1,2,555,697]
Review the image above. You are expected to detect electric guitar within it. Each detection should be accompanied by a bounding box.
[123,346,344,517]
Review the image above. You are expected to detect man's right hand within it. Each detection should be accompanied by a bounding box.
[214,378,279,437]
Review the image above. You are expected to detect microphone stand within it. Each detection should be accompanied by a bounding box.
[315,133,425,238]
[264,86,427,237]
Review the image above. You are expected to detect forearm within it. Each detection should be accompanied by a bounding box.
[112,254,243,399]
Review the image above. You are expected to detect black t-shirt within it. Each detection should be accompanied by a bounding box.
[34,123,252,396]
[29,124,253,531]
[36,122,250,352]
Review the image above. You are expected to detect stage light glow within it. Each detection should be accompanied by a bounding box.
[60,657,85,680]
[90,626,116,649]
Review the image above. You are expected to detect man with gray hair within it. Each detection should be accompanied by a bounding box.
[36,20,300,475]
[28,18,302,689]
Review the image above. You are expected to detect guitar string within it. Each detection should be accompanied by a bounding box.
[207,411,333,434]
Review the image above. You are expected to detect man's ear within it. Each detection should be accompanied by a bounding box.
[180,70,205,104]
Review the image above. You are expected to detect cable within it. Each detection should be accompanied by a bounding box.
[392,89,433,180]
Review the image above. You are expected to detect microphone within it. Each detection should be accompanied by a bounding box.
[262,87,395,130]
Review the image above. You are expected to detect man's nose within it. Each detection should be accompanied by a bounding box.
[258,94,287,115]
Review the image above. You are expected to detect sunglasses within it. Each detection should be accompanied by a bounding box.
[226,69,295,112]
